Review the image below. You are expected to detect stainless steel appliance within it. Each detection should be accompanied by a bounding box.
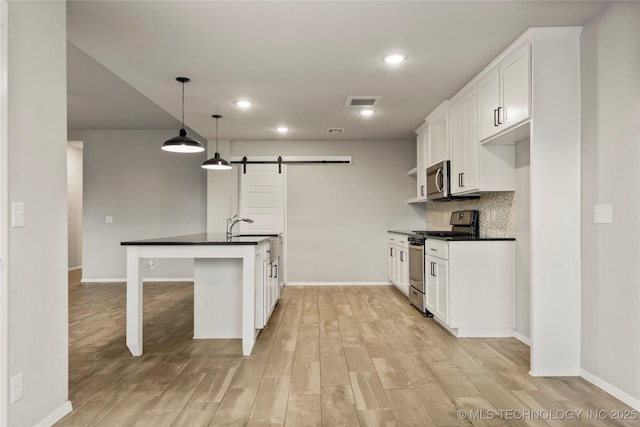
[426,161,479,202]
[408,238,426,313]
[426,161,449,201]
[406,210,480,314]
[425,210,479,240]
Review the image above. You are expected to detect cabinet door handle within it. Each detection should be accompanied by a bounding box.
[390,247,393,257]
[420,185,425,196]
[461,172,465,187]
[400,251,404,262]
[493,108,498,126]
[273,264,278,278]
[497,106,503,125]
[268,263,273,278]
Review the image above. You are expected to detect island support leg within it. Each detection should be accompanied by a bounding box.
[242,246,256,356]
[126,246,143,356]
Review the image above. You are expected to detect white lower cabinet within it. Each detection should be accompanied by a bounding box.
[425,239,514,337]
[265,254,279,325]
[425,255,448,323]
[387,233,409,295]
[256,239,280,329]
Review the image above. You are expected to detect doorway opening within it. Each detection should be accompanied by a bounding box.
[67,141,83,280]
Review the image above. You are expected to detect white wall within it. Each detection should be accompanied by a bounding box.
[206,139,233,233]
[581,2,640,406]
[515,138,530,341]
[68,129,207,281]
[230,139,425,283]
[67,145,83,269]
[7,2,70,425]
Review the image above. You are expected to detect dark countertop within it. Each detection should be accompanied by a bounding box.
[426,236,516,242]
[121,233,276,246]
[388,230,514,241]
[388,230,427,236]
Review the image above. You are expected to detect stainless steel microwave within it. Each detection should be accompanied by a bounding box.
[426,160,450,201]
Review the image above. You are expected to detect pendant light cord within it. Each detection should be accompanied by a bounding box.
[181,81,185,128]
[215,117,219,152]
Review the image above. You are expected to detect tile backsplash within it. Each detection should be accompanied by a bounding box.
[425,192,515,238]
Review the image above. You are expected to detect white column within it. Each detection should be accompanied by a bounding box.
[242,245,256,356]
[529,30,582,376]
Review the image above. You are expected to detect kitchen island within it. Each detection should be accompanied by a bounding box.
[121,233,274,357]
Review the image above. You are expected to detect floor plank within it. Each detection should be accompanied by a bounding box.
[57,273,640,426]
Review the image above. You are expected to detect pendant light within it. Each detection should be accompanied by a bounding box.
[161,77,205,153]
[202,114,232,170]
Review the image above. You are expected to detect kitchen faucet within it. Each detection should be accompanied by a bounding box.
[226,214,254,238]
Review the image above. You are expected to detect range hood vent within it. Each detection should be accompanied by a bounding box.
[345,96,381,107]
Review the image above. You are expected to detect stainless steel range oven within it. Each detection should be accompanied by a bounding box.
[407,210,480,315]
[408,236,426,313]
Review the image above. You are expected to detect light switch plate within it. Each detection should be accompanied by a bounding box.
[10,373,23,403]
[105,216,113,224]
[11,202,24,228]
[593,204,613,224]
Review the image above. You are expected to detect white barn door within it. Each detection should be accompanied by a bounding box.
[238,164,286,235]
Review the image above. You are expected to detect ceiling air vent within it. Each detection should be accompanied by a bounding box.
[327,128,344,134]
[345,96,381,108]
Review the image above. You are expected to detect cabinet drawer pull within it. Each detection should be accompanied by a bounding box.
[430,248,437,252]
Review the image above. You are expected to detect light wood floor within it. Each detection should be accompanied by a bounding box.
[57,270,639,426]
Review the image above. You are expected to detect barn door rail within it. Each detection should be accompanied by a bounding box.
[230,156,352,174]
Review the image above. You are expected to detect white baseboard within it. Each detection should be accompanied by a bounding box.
[513,331,531,346]
[35,400,72,427]
[81,277,194,284]
[286,281,391,287]
[580,369,640,411]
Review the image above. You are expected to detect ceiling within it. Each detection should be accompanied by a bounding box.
[67,1,611,142]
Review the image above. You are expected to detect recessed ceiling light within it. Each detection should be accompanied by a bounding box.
[360,109,375,117]
[235,100,253,108]
[276,126,289,133]
[383,53,407,65]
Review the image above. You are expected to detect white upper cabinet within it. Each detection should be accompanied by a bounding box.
[426,100,450,167]
[477,43,530,142]
[414,123,428,201]
[450,89,479,194]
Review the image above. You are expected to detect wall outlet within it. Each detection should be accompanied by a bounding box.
[147,259,155,270]
[105,215,113,224]
[11,373,23,403]
[593,204,613,224]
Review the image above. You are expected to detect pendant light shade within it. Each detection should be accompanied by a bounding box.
[162,77,205,153]
[202,115,232,170]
